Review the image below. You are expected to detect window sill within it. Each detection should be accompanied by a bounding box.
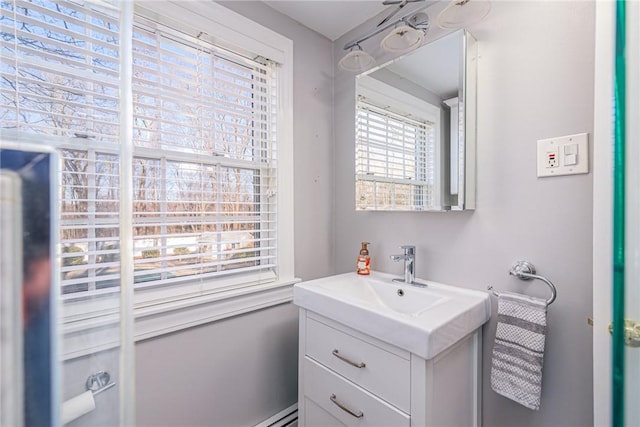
[61,278,300,361]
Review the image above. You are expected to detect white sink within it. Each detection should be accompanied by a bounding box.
[293,271,491,360]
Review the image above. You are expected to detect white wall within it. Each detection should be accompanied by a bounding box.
[333,1,594,426]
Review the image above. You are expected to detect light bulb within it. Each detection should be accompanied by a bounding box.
[381,24,424,53]
[436,0,491,29]
[338,45,375,72]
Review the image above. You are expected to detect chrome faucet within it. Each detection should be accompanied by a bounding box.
[389,245,417,285]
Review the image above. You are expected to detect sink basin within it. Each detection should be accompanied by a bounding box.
[332,275,446,316]
[293,271,491,359]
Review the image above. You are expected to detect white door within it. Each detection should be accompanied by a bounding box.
[621,2,640,425]
[593,1,640,425]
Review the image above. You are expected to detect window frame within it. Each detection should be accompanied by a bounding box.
[2,1,296,360]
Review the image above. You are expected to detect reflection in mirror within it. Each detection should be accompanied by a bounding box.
[1,144,58,426]
[355,29,477,211]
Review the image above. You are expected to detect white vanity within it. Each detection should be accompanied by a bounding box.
[294,271,491,427]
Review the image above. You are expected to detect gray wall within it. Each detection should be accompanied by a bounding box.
[218,0,336,282]
[63,349,120,427]
[136,303,299,427]
[333,2,594,426]
[63,305,301,427]
[62,3,334,427]
[63,2,596,426]
[134,3,335,426]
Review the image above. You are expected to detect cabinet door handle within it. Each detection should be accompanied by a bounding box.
[330,394,364,418]
[332,349,366,368]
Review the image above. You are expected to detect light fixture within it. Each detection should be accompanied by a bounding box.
[436,0,491,29]
[338,44,376,72]
[380,23,424,52]
[339,10,429,72]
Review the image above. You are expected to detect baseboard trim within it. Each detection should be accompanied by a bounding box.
[254,403,298,427]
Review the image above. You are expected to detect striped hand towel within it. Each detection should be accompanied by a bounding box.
[490,291,548,411]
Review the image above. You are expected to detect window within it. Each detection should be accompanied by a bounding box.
[355,94,438,211]
[129,16,277,290]
[1,0,294,352]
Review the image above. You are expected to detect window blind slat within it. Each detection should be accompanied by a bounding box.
[12,0,120,33]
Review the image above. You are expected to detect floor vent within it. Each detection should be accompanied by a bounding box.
[254,403,298,427]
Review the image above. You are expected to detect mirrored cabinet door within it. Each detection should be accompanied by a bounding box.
[355,29,477,212]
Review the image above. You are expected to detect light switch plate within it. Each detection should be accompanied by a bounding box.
[537,133,589,177]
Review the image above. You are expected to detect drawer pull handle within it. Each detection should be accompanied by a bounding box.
[332,349,366,368]
[330,394,364,418]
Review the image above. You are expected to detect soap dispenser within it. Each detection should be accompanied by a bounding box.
[356,242,371,275]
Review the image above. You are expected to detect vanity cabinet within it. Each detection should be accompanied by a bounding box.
[298,309,482,427]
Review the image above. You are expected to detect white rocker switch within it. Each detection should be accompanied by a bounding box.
[564,144,578,166]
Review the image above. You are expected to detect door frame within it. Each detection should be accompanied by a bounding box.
[592,1,614,426]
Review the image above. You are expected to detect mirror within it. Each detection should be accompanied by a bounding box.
[355,29,477,211]
[1,142,58,426]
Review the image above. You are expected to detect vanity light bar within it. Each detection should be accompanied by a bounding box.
[343,8,429,51]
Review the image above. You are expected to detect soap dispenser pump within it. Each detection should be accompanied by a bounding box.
[356,242,371,275]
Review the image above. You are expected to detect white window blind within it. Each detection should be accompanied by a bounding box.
[356,99,436,210]
[1,0,279,295]
[1,0,122,294]
[130,16,277,288]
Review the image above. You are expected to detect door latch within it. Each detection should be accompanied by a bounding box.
[608,319,640,348]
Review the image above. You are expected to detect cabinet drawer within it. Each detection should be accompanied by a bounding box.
[305,317,410,412]
[303,397,346,427]
[304,357,410,427]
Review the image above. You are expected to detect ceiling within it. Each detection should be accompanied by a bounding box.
[263,1,390,41]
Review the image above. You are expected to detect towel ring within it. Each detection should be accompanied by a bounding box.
[487,260,557,305]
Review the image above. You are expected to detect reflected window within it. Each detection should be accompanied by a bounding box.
[355,76,440,211]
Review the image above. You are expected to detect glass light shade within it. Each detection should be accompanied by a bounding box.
[436,0,491,29]
[338,47,375,72]
[380,25,424,53]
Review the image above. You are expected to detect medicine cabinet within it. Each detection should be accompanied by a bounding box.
[355,30,477,211]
